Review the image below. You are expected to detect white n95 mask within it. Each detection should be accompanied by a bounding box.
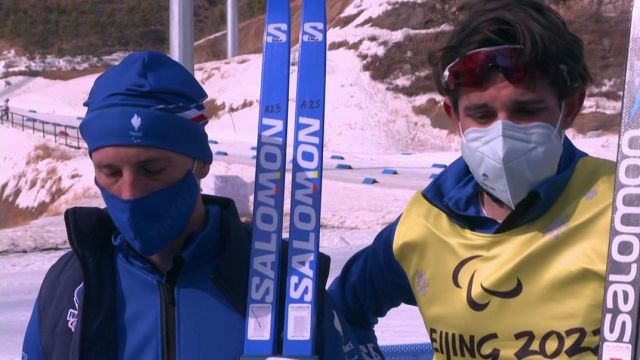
[460,107,565,209]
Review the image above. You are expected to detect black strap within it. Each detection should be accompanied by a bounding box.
[209,195,252,315]
[37,251,81,360]
[64,207,117,360]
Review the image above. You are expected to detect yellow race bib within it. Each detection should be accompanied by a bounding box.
[393,157,614,359]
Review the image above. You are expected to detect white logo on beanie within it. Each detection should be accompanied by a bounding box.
[130,114,143,143]
[131,114,142,131]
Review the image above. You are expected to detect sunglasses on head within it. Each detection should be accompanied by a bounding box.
[441,45,535,91]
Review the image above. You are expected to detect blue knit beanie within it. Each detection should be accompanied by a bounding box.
[80,51,213,163]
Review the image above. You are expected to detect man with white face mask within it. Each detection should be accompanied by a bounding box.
[329,0,614,358]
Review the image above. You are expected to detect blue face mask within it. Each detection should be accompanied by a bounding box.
[97,171,200,256]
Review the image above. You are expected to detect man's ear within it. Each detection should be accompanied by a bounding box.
[443,98,461,135]
[561,89,586,130]
[194,161,210,180]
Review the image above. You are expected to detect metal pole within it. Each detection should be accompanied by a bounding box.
[227,0,238,58]
[169,0,194,73]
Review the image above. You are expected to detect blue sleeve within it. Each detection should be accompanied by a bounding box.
[316,293,384,360]
[327,219,415,344]
[22,297,44,360]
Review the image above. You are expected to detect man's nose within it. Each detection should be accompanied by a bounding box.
[117,172,146,200]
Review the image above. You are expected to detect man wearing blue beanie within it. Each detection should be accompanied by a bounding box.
[21,51,366,360]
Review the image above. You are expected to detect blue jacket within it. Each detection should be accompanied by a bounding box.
[22,195,366,359]
[327,139,589,346]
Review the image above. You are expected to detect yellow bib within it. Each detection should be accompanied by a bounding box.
[393,157,614,360]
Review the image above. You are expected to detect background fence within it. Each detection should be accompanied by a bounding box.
[0,109,82,149]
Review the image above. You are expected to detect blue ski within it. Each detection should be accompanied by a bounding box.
[243,0,291,357]
[282,0,327,357]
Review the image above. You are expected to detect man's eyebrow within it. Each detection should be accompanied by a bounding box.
[94,163,118,170]
[462,103,491,112]
[94,158,169,169]
[138,158,169,166]
[511,98,548,107]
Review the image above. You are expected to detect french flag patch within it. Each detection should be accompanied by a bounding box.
[176,107,208,123]
[152,102,208,124]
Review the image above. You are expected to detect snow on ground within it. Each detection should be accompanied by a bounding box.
[199,48,456,155]
[0,250,67,358]
[339,0,430,27]
[5,74,99,116]
[0,124,98,239]
[0,50,126,76]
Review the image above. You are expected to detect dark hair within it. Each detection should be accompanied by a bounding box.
[430,0,592,108]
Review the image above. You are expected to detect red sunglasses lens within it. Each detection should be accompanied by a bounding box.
[444,47,526,90]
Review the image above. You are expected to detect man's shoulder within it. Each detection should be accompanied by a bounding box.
[565,156,616,205]
[41,251,82,292]
[578,155,616,166]
[63,206,115,253]
[38,250,84,326]
[575,156,616,179]
[35,250,86,357]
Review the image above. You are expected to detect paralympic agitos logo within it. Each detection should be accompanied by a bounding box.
[452,255,523,312]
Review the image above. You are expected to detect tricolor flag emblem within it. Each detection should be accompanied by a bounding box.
[176,107,208,123]
[151,102,208,124]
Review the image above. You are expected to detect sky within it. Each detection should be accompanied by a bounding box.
[0,0,625,358]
